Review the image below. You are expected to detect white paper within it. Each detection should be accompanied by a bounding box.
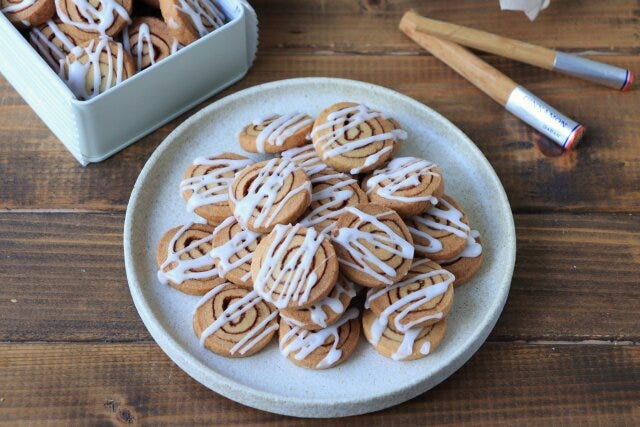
[500,0,550,21]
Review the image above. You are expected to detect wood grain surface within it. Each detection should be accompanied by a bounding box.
[1,0,639,424]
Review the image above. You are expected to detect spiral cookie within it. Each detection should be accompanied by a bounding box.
[210,217,261,289]
[280,144,330,179]
[30,20,80,72]
[55,0,132,40]
[240,113,314,154]
[405,195,471,261]
[60,38,135,100]
[2,0,54,27]
[280,275,358,331]
[122,17,177,72]
[160,0,225,45]
[362,309,446,361]
[180,153,254,225]
[252,224,338,309]
[156,223,226,295]
[229,158,311,233]
[193,283,279,357]
[363,157,444,217]
[441,230,483,287]
[366,259,454,332]
[311,102,406,174]
[331,204,414,288]
[299,169,367,235]
[280,307,360,369]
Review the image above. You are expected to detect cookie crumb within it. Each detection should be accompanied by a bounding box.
[10,299,17,303]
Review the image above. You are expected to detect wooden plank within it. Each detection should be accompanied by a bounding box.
[1,54,639,212]
[0,342,638,424]
[1,212,638,342]
[252,0,640,54]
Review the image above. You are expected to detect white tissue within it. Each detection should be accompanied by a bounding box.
[500,0,550,21]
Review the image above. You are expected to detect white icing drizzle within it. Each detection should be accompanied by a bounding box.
[366,265,454,338]
[171,39,182,54]
[2,0,35,13]
[30,20,77,70]
[280,144,329,177]
[157,223,218,285]
[60,38,125,100]
[391,325,433,361]
[180,156,253,212]
[56,0,131,35]
[310,104,407,172]
[122,22,154,71]
[441,230,482,264]
[365,157,440,203]
[280,307,359,368]
[331,207,414,285]
[307,278,357,328]
[194,284,278,355]
[408,198,471,254]
[175,0,225,37]
[209,217,261,283]
[299,171,358,235]
[253,223,326,309]
[229,158,311,230]
[251,113,313,154]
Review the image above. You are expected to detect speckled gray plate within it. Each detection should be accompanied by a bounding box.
[124,77,516,418]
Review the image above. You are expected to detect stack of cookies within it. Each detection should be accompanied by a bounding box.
[2,0,227,99]
[156,102,484,369]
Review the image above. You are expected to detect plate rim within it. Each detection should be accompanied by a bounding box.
[123,77,516,417]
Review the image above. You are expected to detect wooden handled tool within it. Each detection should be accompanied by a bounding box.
[400,11,585,151]
[403,10,633,91]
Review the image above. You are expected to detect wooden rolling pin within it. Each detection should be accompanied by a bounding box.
[403,10,633,91]
[400,11,585,151]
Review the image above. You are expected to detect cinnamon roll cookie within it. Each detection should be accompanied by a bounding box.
[180,153,254,225]
[366,259,454,332]
[279,307,360,369]
[30,20,80,72]
[240,113,314,154]
[193,283,279,357]
[363,157,444,217]
[122,17,177,72]
[440,230,483,287]
[331,204,414,288]
[55,0,132,40]
[60,38,135,100]
[160,0,225,45]
[300,169,367,235]
[156,223,226,295]
[229,158,311,233]
[311,102,406,174]
[280,275,358,331]
[362,309,446,361]
[210,217,261,289]
[1,0,55,27]
[280,144,330,179]
[405,195,471,261]
[252,224,338,309]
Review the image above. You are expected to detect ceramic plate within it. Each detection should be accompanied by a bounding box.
[124,78,516,418]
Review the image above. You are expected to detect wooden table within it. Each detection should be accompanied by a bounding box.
[1,1,639,424]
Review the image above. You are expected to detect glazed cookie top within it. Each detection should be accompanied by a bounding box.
[156,222,226,295]
[160,0,225,45]
[279,307,360,369]
[55,0,132,40]
[30,20,81,72]
[366,258,455,332]
[405,195,471,260]
[251,224,338,310]
[240,113,314,154]
[363,157,444,216]
[331,203,414,288]
[60,38,135,100]
[193,283,279,357]
[280,144,330,179]
[299,169,367,235]
[180,152,254,225]
[209,216,261,289]
[2,0,55,27]
[122,16,178,72]
[229,158,311,233]
[311,102,407,175]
